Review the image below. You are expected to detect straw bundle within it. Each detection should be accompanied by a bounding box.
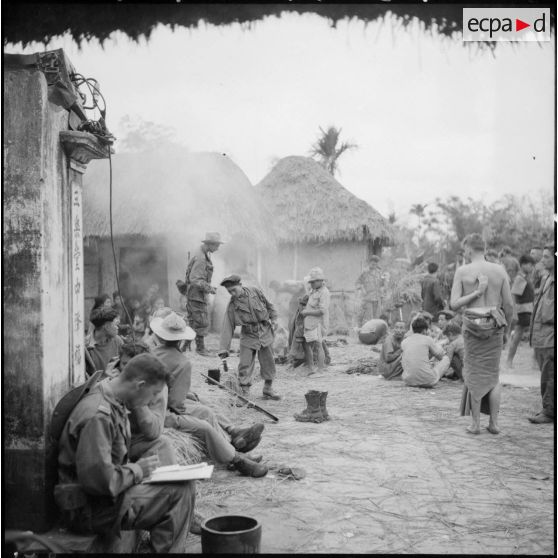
[163,428,206,465]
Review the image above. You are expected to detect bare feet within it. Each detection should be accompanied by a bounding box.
[486,424,500,434]
[466,425,481,435]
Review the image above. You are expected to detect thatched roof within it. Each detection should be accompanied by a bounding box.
[256,156,393,245]
[5,4,463,46]
[82,146,274,247]
[7,4,553,47]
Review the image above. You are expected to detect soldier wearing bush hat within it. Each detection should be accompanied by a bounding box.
[180,232,224,356]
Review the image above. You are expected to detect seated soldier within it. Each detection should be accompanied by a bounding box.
[85,307,124,377]
[107,341,178,466]
[56,353,195,553]
[401,316,450,388]
[443,323,464,381]
[379,321,406,380]
[151,312,269,478]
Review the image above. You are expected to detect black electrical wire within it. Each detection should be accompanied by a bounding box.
[108,149,136,341]
[72,72,134,340]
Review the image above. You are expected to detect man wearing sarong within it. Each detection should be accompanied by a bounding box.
[451,233,514,435]
[528,245,555,424]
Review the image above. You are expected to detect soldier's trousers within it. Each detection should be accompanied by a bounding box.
[239,344,276,387]
[186,299,210,337]
[165,405,236,464]
[129,435,177,466]
[119,481,196,553]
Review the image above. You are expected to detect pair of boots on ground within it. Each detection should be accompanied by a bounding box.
[294,390,329,423]
[229,422,268,477]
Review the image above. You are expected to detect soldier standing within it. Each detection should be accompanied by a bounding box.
[356,255,385,326]
[184,232,223,356]
[218,275,281,401]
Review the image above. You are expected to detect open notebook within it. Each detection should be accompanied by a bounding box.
[143,463,214,483]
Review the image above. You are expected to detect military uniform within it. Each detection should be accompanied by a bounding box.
[219,286,278,390]
[356,266,385,325]
[57,379,195,552]
[185,246,214,338]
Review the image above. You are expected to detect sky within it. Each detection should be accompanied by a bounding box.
[8,11,555,221]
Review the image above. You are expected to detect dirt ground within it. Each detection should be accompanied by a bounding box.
[183,333,554,554]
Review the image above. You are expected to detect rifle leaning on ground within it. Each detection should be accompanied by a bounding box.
[199,371,279,423]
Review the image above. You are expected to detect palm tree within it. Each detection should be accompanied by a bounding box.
[409,203,428,239]
[310,126,357,176]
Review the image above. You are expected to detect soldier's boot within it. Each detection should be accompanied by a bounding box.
[235,385,251,407]
[319,391,330,420]
[195,335,212,357]
[232,452,268,478]
[262,380,281,400]
[230,423,265,452]
[294,391,326,423]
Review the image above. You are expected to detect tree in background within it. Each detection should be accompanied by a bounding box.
[117,115,179,152]
[310,126,357,176]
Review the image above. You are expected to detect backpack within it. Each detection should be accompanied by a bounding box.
[49,370,104,446]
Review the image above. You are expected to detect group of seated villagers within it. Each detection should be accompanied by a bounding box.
[378,310,464,388]
[57,307,269,552]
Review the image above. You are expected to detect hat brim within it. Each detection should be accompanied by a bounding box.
[202,239,225,244]
[150,317,196,341]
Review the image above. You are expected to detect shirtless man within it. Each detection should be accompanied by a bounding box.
[450,233,514,435]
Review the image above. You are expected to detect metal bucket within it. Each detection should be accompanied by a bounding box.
[207,368,221,384]
[201,515,261,554]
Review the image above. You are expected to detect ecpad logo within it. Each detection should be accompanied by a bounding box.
[463,8,550,42]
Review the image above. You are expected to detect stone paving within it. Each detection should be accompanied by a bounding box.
[184,336,554,554]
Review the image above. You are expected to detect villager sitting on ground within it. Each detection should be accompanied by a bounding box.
[301,267,331,374]
[451,233,513,435]
[528,245,555,424]
[152,311,268,477]
[379,321,406,380]
[56,353,196,553]
[218,274,282,400]
[421,262,445,317]
[505,254,535,369]
[401,316,450,388]
[443,323,464,381]
[85,308,124,377]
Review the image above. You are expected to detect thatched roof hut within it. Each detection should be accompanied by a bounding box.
[257,156,393,246]
[83,145,274,247]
